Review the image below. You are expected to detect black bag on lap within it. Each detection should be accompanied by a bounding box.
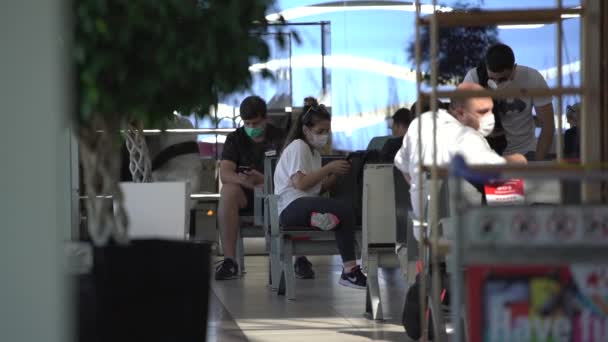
[331,150,382,225]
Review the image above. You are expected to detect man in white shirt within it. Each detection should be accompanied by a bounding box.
[464,43,555,161]
[394,82,526,240]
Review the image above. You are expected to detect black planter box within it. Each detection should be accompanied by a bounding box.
[76,239,211,342]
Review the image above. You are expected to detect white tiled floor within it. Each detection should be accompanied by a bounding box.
[208,255,413,342]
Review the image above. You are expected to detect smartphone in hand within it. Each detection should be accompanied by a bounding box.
[237,165,252,173]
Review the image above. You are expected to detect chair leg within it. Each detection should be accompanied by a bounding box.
[277,237,289,296]
[281,238,296,300]
[269,236,281,291]
[277,268,286,296]
[461,305,469,342]
[364,252,383,320]
[429,292,448,342]
[407,261,417,285]
[267,257,272,287]
[236,228,245,275]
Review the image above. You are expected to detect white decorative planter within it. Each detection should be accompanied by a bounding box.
[118,182,191,240]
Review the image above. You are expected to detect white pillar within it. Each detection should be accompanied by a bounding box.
[0,1,70,341]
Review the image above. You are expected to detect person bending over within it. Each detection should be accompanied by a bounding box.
[394,82,527,241]
[464,43,555,160]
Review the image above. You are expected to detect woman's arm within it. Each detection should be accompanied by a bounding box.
[320,173,337,193]
[291,160,349,191]
[290,167,331,191]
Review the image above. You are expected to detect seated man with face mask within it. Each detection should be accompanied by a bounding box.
[215,95,286,280]
[394,82,527,241]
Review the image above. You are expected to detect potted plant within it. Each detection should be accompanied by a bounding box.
[72,1,285,341]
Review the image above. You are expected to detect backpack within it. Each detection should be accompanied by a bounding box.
[402,265,450,340]
[476,60,507,155]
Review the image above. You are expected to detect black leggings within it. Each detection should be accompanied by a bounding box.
[279,196,357,263]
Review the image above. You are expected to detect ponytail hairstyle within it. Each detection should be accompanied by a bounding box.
[282,96,331,151]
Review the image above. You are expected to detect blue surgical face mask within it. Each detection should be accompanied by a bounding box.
[244,126,264,138]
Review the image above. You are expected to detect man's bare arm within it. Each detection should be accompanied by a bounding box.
[219,160,255,189]
[504,153,528,165]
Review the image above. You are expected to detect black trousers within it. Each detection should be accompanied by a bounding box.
[279,196,357,263]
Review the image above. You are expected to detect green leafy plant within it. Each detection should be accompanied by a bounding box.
[73,0,285,245]
[407,1,499,85]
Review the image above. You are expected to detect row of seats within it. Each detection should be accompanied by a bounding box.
[229,152,418,321]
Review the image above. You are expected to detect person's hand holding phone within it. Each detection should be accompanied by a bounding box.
[243,168,264,186]
[324,160,351,176]
[237,165,252,173]
[237,165,263,188]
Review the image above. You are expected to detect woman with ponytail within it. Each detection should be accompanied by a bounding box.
[273,97,367,289]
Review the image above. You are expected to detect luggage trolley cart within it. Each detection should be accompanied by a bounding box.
[448,158,608,342]
[412,0,590,339]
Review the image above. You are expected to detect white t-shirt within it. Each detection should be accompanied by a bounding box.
[394,109,506,239]
[464,65,553,155]
[274,139,323,215]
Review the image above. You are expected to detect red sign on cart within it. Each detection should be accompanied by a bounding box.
[484,179,525,205]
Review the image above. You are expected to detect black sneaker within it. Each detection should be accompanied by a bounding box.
[215,258,239,280]
[339,265,367,289]
[294,256,315,279]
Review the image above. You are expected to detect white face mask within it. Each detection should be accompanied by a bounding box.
[477,114,495,137]
[309,133,329,149]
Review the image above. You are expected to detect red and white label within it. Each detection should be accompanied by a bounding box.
[484,179,525,205]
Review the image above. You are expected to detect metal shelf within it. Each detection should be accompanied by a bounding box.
[141,128,235,135]
[420,86,582,100]
[463,245,608,264]
[413,1,594,340]
[418,8,581,27]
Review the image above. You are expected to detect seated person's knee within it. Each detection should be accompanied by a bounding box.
[220,183,248,209]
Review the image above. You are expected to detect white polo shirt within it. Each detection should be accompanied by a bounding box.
[274,139,323,215]
[394,109,506,240]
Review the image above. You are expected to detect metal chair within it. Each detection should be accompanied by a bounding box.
[266,155,362,300]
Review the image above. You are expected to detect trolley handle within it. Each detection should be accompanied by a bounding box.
[449,154,500,184]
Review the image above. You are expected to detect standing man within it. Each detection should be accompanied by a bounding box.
[464,43,555,160]
[215,95,285,280]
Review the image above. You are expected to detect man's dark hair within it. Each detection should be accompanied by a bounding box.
[239,95,267,120]
[392,108,413,128]
[485,43,515,73]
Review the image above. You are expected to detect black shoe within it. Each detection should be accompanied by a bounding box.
[339,265,367,289]
[294,256,315,279]
[215,258,239,280]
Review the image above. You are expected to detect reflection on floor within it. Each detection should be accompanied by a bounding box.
[208,255,413,342]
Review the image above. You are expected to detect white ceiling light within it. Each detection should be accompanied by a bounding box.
[269,2,579,30]
[498,24,545,30]
[266,3,452,22]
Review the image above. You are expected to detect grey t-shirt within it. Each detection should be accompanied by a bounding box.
[464,65,553,155]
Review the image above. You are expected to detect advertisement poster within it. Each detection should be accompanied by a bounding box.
[467,265,608,342]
